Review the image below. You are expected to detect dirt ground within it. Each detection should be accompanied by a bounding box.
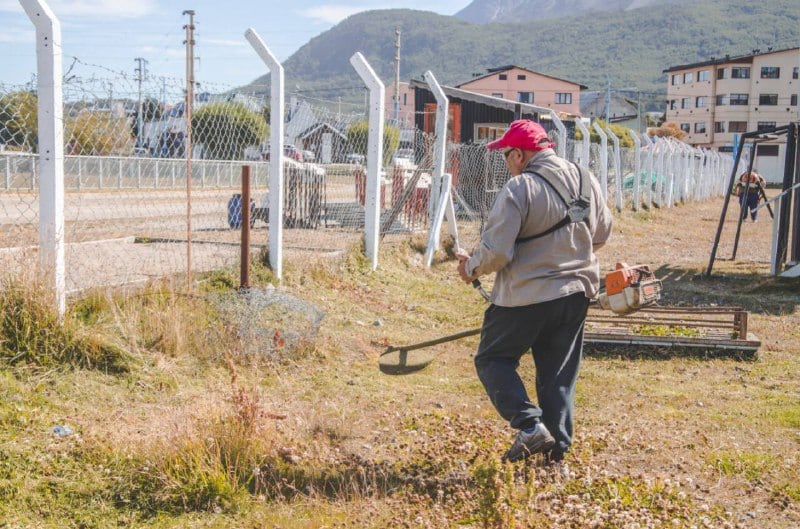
[2,190,798,529]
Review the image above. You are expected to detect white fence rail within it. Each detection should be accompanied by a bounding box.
[1,152,270,191]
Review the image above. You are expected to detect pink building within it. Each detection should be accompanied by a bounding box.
[455,65,585,116]
[384,81,416,128]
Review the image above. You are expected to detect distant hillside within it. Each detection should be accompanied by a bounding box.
[454,0,690,25]
[243,0,799,110]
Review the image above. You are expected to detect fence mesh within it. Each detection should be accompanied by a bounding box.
[1,59,735,295]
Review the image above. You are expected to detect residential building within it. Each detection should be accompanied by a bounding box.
[580,91,640,130]
[455,65,585,116]
[664,47,800,183]
[384,81,416,129]
[409,77,572,145]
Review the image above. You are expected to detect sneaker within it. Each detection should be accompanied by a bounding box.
[502,423,555,462]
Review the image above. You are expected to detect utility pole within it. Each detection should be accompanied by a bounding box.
[183,9,195,291]
[636,87,641,133]
[134,57,148,149]
[394,26,401,125]
[604,76,611,123]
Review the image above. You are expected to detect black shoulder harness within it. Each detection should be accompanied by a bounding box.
[516,162,592,244]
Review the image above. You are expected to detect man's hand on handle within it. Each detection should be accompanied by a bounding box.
[456,249,476,284]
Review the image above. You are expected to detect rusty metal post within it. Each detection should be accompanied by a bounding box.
[240,165,251,290]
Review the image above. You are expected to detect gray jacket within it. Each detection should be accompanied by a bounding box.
[465,149,613,307]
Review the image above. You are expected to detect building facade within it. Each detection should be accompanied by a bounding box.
[455,65,585,116]
[664,47,800,182]
[384,81,416,129]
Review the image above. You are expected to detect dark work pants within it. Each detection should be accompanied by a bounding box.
[738,191,760,221]
[474,292,589,458]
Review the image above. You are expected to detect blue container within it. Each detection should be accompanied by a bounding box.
[227,194,255,229]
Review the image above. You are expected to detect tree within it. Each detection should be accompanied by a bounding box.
[191,102,269,160]
[129,97,164,138]
[346,120,400,165]
[647,122,687,141]
[65,109,134,155]
[575,119,635,148]
[0,91,38,152]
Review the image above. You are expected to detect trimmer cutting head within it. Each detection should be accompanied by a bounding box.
[378,347,435,375]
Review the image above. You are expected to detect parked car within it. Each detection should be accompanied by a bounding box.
[302,150,315,162]
[392,148,415,166]
[263,144,303,162]
[345,152,365,165]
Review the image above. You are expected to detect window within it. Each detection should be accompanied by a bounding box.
[498,74,507,80]
[402,93,407,105]
[792,94,798,106]
[684,72,694,83]
[717,68,726,80]
[681,98,691,109]
[760,66,780,79]
[715,95,727,105]
[731,67,750,79]
[555,93,572,105]
[680,123,690,133]
[757,145,780,156]
[672,74,680,85]
[517,92,533,104]
[794,66,799,79]
[517,74,526,80]
[729,93,749,105]
[758,94,778,105]
[719,146,734,153]
[491,92,503,98]
[698,70,710,81]
[729,121,748,133]
[694,122,707,133]
[669,100,677,110]
[757,121,777,131]
[696,96,708,108]
[714,121,725,133]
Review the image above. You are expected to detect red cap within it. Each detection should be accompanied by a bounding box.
[486,119,554,152]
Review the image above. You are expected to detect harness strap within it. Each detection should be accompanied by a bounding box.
[516,162,591,244]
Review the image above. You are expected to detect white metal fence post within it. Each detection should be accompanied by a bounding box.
[423,71,459,258]
[425,173,452,267]
[349,52,384,271]
[246,28,285,279]
[629,129,641,211]
[549,110,566,159]
[592,122,608,202]
[575,119,591,167]
[424,71,448,224]
[605,127,623,212]
[20,0,65,316]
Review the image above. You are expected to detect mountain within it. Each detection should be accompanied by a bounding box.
[243,0,799,110]
[455,0,689,25]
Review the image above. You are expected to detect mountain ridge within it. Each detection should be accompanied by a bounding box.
[242,0,799,110]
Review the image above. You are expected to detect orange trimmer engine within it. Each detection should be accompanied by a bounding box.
[597,262,662,315]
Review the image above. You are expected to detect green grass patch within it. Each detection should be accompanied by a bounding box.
[0,278,131,373]
[709,450,776,482]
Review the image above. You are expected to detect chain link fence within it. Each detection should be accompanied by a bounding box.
[1,59,732,295]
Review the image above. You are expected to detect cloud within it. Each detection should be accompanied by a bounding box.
[50,0,157,18]
[0,26,34,43]
[202,38,247,48]
[0,0,23,12]
[296,5,367,25]
[139,46,185,59]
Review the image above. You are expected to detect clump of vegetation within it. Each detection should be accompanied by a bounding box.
[0,277,130,373]
[634,324,702,338]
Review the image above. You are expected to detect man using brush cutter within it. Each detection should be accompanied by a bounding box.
[456,119,612,467]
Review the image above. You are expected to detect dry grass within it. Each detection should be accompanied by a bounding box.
[0,195,798,528]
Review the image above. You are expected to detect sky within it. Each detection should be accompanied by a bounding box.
[0,0,469,93]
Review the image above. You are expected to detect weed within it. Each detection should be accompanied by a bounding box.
[0,277,130,373]
[710,450,776,482]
